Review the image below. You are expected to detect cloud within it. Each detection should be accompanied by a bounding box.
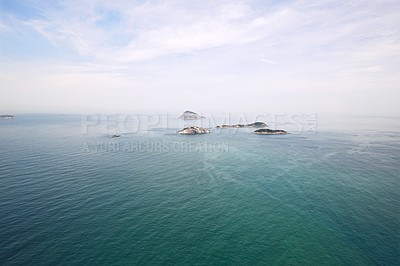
[1,0,400,115]
[3,1,304,62]
[0,20,9,32]
[14,0,397,66]
[261,58,276,64]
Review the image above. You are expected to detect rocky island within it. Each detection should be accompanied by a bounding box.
[216,122,267,128]
[177,126,210,135]
[0,115,16,119]
[179,110,205,120]
[252,129,289,135]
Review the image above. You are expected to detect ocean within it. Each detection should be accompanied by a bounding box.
[0,114,399,265]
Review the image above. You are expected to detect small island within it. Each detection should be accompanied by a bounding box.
[177,126,210,135]
[179,110,205,120]
[216,122,267,128]
[0,115,16,119]
[111,134,121,138]
[252,129,289,135]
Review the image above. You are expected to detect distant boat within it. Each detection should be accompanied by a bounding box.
[111,134,121,138]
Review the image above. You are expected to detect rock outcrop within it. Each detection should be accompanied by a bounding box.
[0,115,16,119]
[216,122,267,128]
[179,110,205,120]
[252,129,289,135]
[177,126,210,135]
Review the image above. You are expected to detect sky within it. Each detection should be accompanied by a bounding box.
[0,0,399,115]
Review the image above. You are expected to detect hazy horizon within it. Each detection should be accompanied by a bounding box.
[1,0,399,116]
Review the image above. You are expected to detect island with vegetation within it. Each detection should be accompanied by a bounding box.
[177,126,210,135]
[252,129,289,135]
[216,122,267,128]
[0,115,16,119]
[179,110,205,120]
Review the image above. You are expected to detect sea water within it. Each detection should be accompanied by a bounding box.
[0,114,399,265]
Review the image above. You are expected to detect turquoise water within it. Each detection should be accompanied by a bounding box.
[0,114,399,265]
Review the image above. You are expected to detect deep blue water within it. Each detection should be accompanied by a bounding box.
[0,114,399,265]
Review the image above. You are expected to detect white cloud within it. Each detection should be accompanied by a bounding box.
[1,0,400,115]
[17,0,398,67]
[0,20,9,32]
[4,1,302,62]
[261,58,277,64]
